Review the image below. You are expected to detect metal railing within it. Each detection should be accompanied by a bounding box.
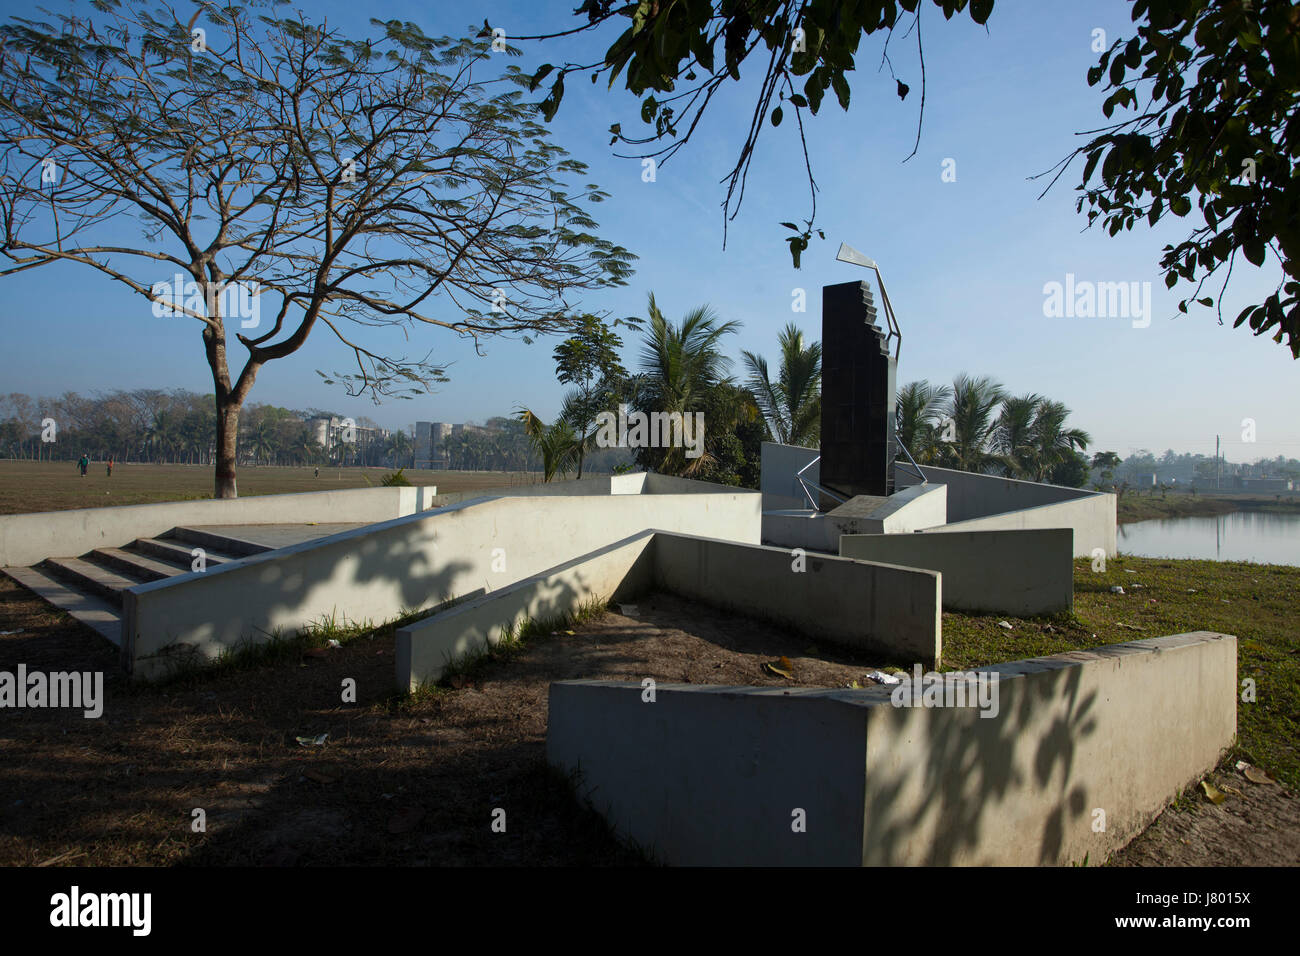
[795,455,847,510]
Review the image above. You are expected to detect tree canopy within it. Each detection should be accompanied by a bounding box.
[0,1,634,495]
[1041,0,1299,357]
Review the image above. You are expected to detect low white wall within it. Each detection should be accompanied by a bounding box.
[122,489,760,679]
[654,533,941,667]
[0,486,436,568]
[897,465,1116,558]
[547,631,1236,865]
[396,529,942,689]
[395,532,657,691]
[840,528,1073,615]
[930,496,1116,558]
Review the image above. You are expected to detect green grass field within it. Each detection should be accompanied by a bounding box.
[0,460,536,515]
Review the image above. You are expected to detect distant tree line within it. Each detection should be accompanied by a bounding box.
[0,390,398,468]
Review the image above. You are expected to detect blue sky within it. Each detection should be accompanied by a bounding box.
[1,0,1296,462]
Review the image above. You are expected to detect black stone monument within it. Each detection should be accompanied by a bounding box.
[818,280,896,504]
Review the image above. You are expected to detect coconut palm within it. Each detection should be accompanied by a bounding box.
[1025,400,1092,482]
[741,322,821,448]
[993,392,1045,478]
[386,430,413,468]
[633,292,740,476]
[516,407,583,482]
[896,380,953,465]
[938,374,1006,473]
[245,419,275,465]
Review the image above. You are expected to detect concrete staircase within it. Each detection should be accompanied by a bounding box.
[2,527,272,649]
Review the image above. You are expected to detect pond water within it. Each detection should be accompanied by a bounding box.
[1118,510,1300,566]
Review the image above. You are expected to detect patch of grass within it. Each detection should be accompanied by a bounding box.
[941,554,1300,790]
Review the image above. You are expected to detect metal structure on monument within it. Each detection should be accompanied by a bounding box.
[796,244,925,511]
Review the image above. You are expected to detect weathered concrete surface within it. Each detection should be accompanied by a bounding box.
[122,487,760,679]
[396,529,941,688]
[762,483,947,552]
[653,532,940,667]
[548,632,1237,866]
[839,528,1073,615]
[759,441,820,511]
[395,532,657,690]
[0,486,437,568]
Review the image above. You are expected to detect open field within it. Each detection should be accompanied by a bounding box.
[0,460,540,516]
[0,555,1295,866]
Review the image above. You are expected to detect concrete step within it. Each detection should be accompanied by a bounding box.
[167,526,272,558]
[90,547,188,582]
[133,537,235,567]
[1,565,123,648]
[41,557,140,607]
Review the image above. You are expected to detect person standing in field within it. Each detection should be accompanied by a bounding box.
[106,457,114,477]
[78,453,89,477]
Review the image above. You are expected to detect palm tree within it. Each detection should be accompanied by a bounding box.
[634,292,740,476]
[896,380,952,465]
[1025,400,1091,482]
[246,420,275,466]
[993,392,1045,478]
[939,374,1006,473]
[386,430,413,469]
[741,322,821,447]
[516,408,583,482]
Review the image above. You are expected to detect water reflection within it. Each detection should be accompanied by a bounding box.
[1118,510,1300,565]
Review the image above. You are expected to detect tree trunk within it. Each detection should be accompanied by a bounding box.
[214,396,240,499]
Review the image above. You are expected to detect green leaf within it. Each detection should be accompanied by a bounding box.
[896,78,909,100]
[970,0,994,25]
[528,64,554,92]
[770,105,783,126]
[788,93,808,108]
[832,73,850,110]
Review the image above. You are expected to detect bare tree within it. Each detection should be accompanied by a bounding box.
[0,2,634,496]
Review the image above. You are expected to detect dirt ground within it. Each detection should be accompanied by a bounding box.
[0,583,1295,866]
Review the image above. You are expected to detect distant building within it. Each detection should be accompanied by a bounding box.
[307,416,389,462]
[414,421,453,469]
[1235,476,1294,493]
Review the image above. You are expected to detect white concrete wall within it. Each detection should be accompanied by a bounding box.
[897,465,1117,558]
[759,441,819,511]
[840,528,1073,615]
[548,632,1237,866]
[0,486,437,568]
[122,489,760,679]
[396,532,657,691]
[929,496,1116,558]
[654,533,941,667]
